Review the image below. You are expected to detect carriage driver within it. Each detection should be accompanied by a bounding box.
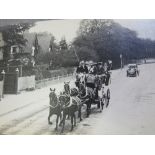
[76,61,88,74]
[97,62,104,75]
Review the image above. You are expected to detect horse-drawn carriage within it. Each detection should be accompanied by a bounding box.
[75,62,111,115]
[48,61,111,133]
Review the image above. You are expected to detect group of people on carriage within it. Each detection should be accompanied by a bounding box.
[76,60,112,75]
[75,60,112,97]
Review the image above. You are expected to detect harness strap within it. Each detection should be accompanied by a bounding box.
[49,104,59,108]
[64,96,79,108]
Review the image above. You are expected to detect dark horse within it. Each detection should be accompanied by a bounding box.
[48,88,62,131]
[77,82,94,117]
[75,73,95,117]
[59,86,82,133]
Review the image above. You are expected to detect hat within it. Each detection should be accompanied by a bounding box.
[80,60,84,65]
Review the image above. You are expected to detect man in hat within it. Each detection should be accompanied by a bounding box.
[76,61,88,74]
[107,60,112,71]
[97,62,104,75]
[103,62,111,86]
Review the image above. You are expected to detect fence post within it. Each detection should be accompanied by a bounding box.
[20,65,22,77]
[15,68,19,94]
[1,70,5,98]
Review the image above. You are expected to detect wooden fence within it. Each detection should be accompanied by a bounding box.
[35,73,75,89]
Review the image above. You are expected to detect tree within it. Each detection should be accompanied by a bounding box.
[0,23,33,61]
[73,19,153,68]
[1,23,33,46]
[59,37,68,50]
[49,35,58,52]
[32,34,40,58]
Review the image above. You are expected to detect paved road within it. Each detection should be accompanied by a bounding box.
[0,63,155,135]
[71,63,155,134]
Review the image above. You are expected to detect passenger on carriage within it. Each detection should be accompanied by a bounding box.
[88,65,97,75]
[85,66,99,99]
[105,62,111,85]
[97,62,104,75]
[76,61,88,74]
[86,68,96,90]
[95,61,111,87]
[107,60,112,71]
[75,61,88,87]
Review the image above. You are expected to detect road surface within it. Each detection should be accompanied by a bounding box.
[0,63,155,135]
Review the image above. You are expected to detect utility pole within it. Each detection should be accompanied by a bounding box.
[145,47,147,63]
[120,54,123,70]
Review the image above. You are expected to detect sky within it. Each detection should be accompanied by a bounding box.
[29,19,81,43]
[115,19,155,40]
[29,19,155,43]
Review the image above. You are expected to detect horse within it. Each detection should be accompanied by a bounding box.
[59,88,82,133]
[48,88,62,131]
[63,81,84,118]
[61,81,72,120]
[77,73,107,115]
[77,81,94,117]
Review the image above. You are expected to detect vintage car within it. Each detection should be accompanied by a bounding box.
[127,64,139,77]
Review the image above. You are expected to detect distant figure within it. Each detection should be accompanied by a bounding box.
[144,58,146,64]
[108,60,112,71]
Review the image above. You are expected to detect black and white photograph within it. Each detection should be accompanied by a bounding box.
[0,19,155,135]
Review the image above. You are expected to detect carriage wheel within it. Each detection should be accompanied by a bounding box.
[107,89,110,99]
[101,100,104,110]
[106,89,110,108]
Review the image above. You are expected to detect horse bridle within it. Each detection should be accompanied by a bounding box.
[49,94,59,108]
